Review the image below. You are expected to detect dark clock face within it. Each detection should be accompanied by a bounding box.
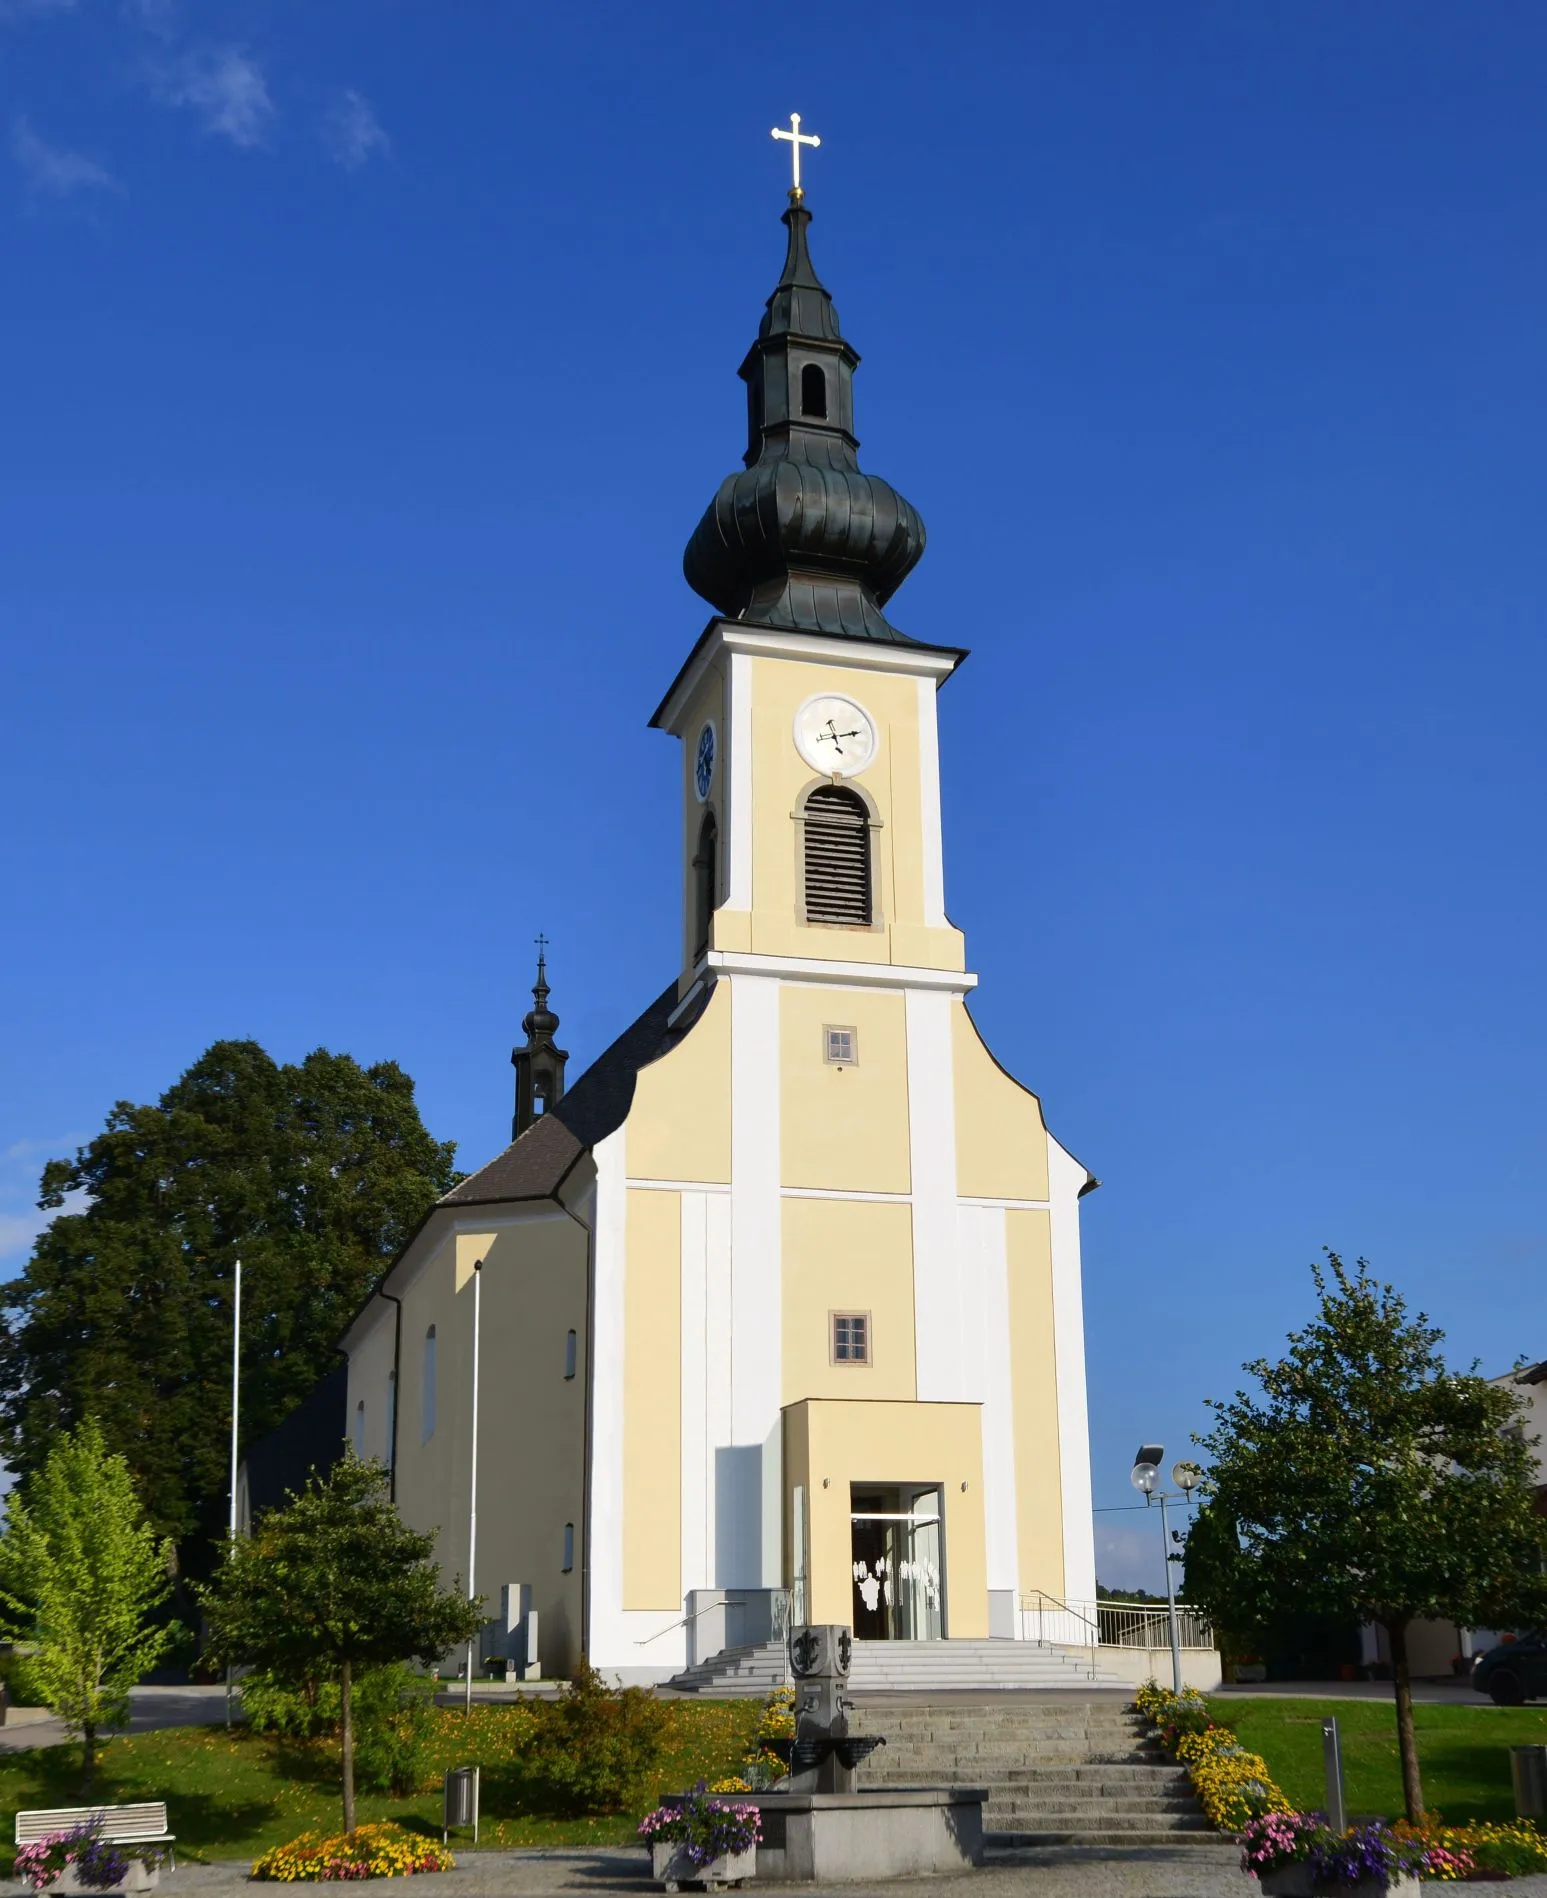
[695,722,716,801]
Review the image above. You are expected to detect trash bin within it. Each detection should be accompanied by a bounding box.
[442,1764,480,1844]
[1510,1745,1547,1819]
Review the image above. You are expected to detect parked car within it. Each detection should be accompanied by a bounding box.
[1471,1634,1547,1704]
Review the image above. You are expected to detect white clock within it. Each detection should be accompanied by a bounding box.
[794,694,877,778]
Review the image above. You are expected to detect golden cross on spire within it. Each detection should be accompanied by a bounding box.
[771,112,821,196]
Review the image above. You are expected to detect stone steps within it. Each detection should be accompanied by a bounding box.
[850,1695,1218,1849]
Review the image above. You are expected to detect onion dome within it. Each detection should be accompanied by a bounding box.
[683,192,926,643]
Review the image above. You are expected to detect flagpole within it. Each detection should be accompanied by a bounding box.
[465,1259,482,1715]
[226,1256,241,1730]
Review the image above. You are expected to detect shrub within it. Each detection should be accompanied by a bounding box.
[523,1660,669,1815]
[251,1822,454,1881]
[351,1666,435,1797]
[243,1662,434,1795]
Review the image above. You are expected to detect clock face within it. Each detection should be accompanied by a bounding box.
[694,721,716,801]
[794,695,877,777]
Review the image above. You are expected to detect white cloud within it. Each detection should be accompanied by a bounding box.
[154,45,273,149]
[12,116,121,196]
[324,88,387,171]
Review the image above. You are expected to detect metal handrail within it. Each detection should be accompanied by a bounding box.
[1017,1591,1215,1657]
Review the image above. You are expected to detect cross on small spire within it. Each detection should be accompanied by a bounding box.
[772,112,820,196]
[534,932,549,961]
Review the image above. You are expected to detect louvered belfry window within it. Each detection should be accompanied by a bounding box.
[803,784,872,925]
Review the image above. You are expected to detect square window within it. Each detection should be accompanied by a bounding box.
[824,1025,857,1066]
[831,1312,870,1364]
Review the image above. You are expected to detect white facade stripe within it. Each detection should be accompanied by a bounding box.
[916,675,946,929]
[724,651,754,911]
[1048,1136,1098,1605]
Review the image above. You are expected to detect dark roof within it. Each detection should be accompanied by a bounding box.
[440,978,710,1208]
[1515,1360,1547,1386]
[242,1364,348,1520]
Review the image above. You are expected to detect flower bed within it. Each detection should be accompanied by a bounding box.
[1136,1680,1290,1829]
[251,1822,455,1881]
[1393,1818,1547,1879]
[1240,1810,1447,1885]
[13,1822,155,1893]
[638,1785,761,1873]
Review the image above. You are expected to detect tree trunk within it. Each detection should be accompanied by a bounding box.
[1387,1618,1425,1822]
[81,1721,97,1798]
[340,1660,357,1835]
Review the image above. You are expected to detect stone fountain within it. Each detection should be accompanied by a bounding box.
[732,1625,986,1884]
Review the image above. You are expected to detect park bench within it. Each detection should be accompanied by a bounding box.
[14,1802,176,1867]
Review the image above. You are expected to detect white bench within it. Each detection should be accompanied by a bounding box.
[14,1803,176,1867]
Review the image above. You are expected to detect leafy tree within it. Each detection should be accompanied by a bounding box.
[1188,1252,1547,1821]
[0,1419,178,1791]
[0,1040,459,1581]
[199,1456,482,1832]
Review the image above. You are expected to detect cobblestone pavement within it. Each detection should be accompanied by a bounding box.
[4,1845,1547,1895]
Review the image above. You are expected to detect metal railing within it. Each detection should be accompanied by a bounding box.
[1018,1592,1215,1668]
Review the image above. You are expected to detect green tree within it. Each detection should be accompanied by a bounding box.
[0,1419,177,1791]
[0,1040,459,1581]
[199,1456,482,1832]
[1188,1252,1547,1822]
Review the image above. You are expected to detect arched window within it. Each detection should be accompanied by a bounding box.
[385,1371,397,1476]
[562,1522,575,1573]
[800,363,828,419]
[801,784,873,925]
[564,1328,577,1380]
[353,1399,366,1458]
[692,809,718,959]
[422,1325,437,1443]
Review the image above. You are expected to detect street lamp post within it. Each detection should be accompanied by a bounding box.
[1131,1446,1201,1694]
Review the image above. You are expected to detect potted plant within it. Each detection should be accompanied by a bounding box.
[1240,1811,1440,1896]
[13,1822,162,1894]
[639,1785,761,1891]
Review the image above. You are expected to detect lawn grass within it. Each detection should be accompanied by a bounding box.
[1211,1695,1547,1824]
[0,1698,762,1866]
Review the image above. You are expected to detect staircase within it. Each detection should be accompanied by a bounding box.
[664,1640,788,1696]
[850,1695,1223,1847]
[849,1639,1128,1693]
[665,1637,1128,1697]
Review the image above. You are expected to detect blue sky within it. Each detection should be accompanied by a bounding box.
[2,2,1543,1585]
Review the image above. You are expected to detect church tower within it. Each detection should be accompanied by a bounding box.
[510,944,567,1139]
[342,152,1098,1687]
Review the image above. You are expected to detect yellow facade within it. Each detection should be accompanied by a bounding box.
[784,1399,989,1635]
[779,984,910,1192]
[1006,1209,1066,1596]
[953,1001,1050,1201]
[623,1187,683,1610]
[628,978,732,1184]
[781,1197,916,1404]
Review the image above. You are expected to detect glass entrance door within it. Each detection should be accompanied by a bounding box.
[850,1485,945,1639]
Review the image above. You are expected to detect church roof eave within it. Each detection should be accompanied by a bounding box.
[650,616,967,733]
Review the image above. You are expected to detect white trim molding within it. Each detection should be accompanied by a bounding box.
[654,621,961,733]
[584,1128,631,1669]
[706,949,976,994]
[724,651,754,911]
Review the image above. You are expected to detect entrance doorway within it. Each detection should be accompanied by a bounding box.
[850,1485,944,1640]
